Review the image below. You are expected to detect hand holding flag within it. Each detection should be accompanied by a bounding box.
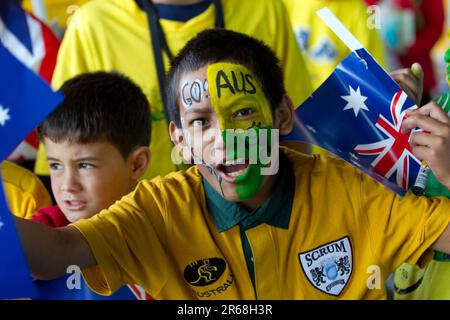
[402,103,450,192]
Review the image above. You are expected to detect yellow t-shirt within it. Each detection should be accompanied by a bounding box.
[1,161,52,219]
[73,148,450,299]
[35,0,312,179]
[283,0,386,90]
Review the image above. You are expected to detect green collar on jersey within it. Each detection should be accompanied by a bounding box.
[203,149,294,233]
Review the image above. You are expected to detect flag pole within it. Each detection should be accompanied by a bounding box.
[316,7,363,52]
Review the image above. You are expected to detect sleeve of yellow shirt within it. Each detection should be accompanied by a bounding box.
[72,179,170,296]
[360,173,450,271]
[2,161,52,219]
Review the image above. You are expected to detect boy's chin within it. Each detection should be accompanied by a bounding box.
[61,207,95,223]
[219,189,241,202]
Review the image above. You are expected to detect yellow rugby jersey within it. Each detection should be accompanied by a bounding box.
[73,148,450,299]
[2,161,52,219]
[283,0,386,91]
[35,0,312,179]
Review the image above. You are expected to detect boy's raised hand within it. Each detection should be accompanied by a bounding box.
[390,63,424,106]
[402,102,450,190]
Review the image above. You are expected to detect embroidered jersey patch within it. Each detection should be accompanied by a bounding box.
[298,236,353,296]
[184,257,234,299]
[184,258,226,287]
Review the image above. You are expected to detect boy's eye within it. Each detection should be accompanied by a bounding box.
[234,108,254,118]
[78,163,96,169]
[48,162,62,171]
[191,119,209,127]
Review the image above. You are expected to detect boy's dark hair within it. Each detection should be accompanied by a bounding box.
[166,29,286,127]
[37,71,151,159]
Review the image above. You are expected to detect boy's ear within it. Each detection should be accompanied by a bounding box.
[169,121,185,151]
[275,95,295,135]
[129,146,150,180]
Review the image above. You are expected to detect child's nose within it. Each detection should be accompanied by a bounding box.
[60,170,81,192]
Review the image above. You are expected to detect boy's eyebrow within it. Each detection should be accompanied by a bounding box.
[73,157,100,162]
[184,107,212,115]
[46,156,100,162]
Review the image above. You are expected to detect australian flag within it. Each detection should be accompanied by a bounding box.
[0,0,60,162]
[0,44,62,161]
[284,48,421,196]
[0,43,62,298]
[0,181,36,299]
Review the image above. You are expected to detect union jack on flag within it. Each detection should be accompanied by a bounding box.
[354,90,418,191]
[0,0,60,162]
[283,48,421,195]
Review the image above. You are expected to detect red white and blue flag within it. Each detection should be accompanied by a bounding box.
[0,41,63,299]
[283,47,421,195]
[0,0,60,162]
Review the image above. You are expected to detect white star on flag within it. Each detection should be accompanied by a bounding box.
[0,220,4,230]
[341,85,369,117]
[0,105,11,126]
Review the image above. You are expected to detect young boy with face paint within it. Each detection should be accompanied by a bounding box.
[173,62,281,204]
[12,29,450,300]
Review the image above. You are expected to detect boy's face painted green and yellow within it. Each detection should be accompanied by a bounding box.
[177,62,276,203]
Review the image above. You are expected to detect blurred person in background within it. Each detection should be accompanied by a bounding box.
[372,0,445,104]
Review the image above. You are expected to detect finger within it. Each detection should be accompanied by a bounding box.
[401,86,418,104]
[411,63,424,82]
[402,114,450,134]
[410,131,440,148]
[411,145,431,163]
[390,71,419,103]
[409,102,450,124]
[390,68,411,76]
[390,70,418,86]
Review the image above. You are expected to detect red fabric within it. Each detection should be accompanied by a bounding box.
[32,13,60,84]
[363,0,380,5]
[32,205,70,228]
[393,0,415,9]
[396,0,445,94]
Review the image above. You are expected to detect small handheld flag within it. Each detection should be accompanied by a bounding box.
[283,8,421,196]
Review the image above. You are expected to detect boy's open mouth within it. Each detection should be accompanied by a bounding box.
[64,200,87,211]
[216,160,250,182]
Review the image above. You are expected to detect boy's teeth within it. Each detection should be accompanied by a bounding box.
[227,168,247,177]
